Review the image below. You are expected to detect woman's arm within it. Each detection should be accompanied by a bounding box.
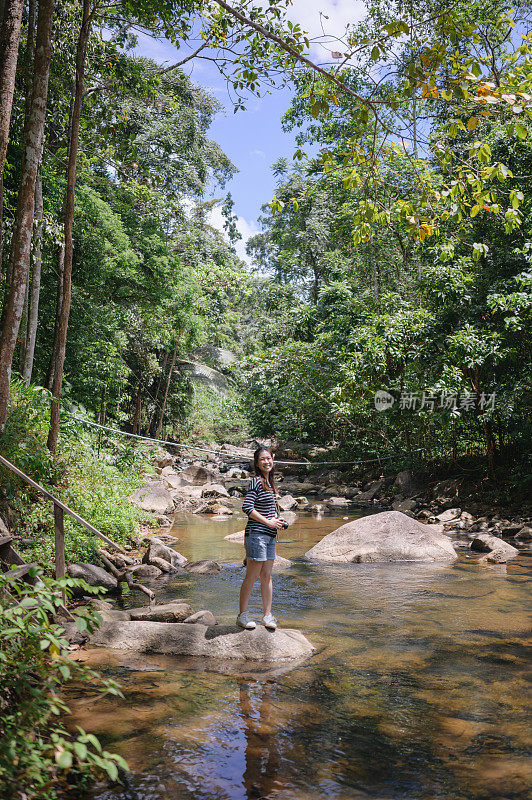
[249,508,284,530]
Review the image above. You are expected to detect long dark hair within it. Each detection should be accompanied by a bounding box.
[253,446,277,495]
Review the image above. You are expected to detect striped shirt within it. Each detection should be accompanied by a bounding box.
[242,476,278,537]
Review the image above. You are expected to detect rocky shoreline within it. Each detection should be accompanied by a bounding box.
[56,441,529,660]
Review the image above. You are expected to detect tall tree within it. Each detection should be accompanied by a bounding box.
[0,0,24,180]
[21,162,43,384]
[0,0,55,430]
[47,0,95,453]
[0,0,25,278]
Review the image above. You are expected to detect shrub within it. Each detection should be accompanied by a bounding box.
[0,568,128,799]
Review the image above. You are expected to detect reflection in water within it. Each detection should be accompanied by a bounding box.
[239,681,280,800]
[68,511,532,800]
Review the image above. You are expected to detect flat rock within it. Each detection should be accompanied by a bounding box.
[202,483,230,499]
[304,511,457,563]
[470,534,519,558]
[89,621,315,662]
[203,501,233,515]
[272,556,293,571]
[67,563,118,591]
[130,482,175,515]
[184,610,217,625]
[326,496,351,508]
[224,529,245,542]
[184,560,221,574]
[437,508,462,523]
[129,602,193,622]
[479,551,510,564]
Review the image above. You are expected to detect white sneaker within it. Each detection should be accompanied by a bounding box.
[262,613,277,630]
[236,612,256,630]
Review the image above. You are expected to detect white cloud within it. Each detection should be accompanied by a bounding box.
[250,148,266,159]
[287,0,366,44]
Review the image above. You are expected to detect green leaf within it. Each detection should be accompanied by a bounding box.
[75,617,88,633]
[73,742,88,761]
[56,750,73,769]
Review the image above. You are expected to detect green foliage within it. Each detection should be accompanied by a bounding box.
[179,384,249,444]
[2,380,152,566]
[0,378,53,493]
[0,570,128,799]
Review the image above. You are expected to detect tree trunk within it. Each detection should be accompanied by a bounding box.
[131,375,142,433]
[47,0,93,454]
[22,161,43,384]
[148,350,168,435]
[371,236,379,301]
[0,0,24,180]
[45,241,64,389]
[0,0,54,430]
[155,337,179,440]
[18,0,37,366]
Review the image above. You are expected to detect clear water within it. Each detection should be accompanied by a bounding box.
[69,509,532,800]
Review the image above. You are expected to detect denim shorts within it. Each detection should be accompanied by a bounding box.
[244,533,276,561]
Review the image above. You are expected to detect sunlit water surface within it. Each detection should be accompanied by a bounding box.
[69,509,531,800]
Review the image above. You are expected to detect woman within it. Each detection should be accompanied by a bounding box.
[237,446,286,631]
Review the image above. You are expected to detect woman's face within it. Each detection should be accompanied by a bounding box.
[257,450,273,475]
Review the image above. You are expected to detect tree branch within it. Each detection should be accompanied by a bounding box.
[212,0,386,128]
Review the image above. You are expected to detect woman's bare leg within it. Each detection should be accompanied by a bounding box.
[259,559,274,615]
[239,559,264,613]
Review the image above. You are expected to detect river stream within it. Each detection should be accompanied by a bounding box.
[69,509,531,800]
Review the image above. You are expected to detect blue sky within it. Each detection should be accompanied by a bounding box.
[136,2,365,262]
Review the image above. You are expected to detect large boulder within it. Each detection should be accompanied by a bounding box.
[129,563,163,579]
[304,511,457,563]
[89,621,315,662]
[129,482,175,515]
[470,534,519,559]
[164,474,190,490]
[179,465,216,485]
[393,470,419,497]
[67,563,118,591]
[277,494,298,512]
[143,537,187,567]
[353,479,386,503]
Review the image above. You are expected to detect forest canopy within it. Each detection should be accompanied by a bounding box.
[0,0,529,478]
